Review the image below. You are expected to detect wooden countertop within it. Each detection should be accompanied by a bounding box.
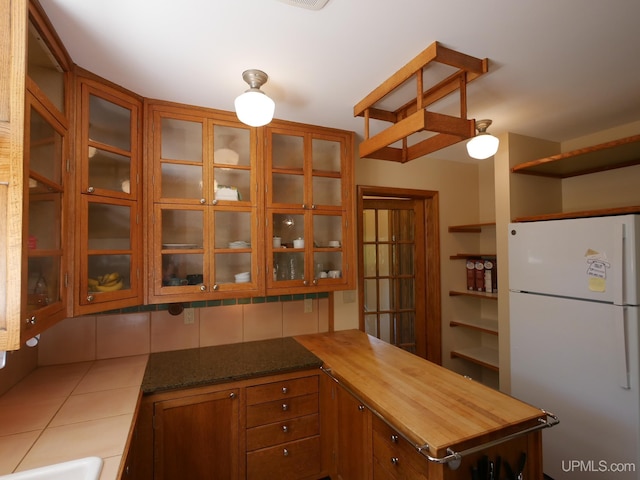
[295,330,546,457]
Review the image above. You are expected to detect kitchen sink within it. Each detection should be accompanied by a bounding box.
[0,457,103,480]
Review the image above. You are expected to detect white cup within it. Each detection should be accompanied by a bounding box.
[273,237,281,248]
[319,271,328,278]
[293,238,304,248]
[329,240,340,247]
[328,270,341,278]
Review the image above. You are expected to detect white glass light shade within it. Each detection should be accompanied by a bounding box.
[234,90,275,127]
[466,133,499,160]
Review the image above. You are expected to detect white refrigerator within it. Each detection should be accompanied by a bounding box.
[509,214,640,479]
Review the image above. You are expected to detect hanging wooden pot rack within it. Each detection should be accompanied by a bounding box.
[354,41,489,162]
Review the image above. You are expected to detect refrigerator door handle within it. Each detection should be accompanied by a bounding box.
[612,222,624,306]
[614,307,631,389]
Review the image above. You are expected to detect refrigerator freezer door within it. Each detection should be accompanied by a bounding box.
[510,292,640,479]
[508,214,640,305]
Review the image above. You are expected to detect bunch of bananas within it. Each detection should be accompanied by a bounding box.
[88,272,124,292]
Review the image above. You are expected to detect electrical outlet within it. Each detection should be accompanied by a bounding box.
[304,298,313,313]
[184,308,195,325]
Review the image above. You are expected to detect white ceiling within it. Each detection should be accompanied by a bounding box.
[40,0,640,161]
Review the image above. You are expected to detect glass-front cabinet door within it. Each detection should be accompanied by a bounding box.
[147,104,261,302]
[23,94,67,337]
[76,75,142,313]
[266,124,354,292]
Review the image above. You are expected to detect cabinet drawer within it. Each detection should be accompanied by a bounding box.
[373,417,429,479]
[246,375,318,405]
[246,435,321,480]
[247,413,319,451]
[246,393,318,428]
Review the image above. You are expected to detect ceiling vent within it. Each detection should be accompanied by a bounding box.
[275,0,330,10]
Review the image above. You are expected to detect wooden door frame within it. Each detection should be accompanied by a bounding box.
[356,185,441,365]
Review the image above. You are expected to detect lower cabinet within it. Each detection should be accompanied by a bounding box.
[334,384,372,480]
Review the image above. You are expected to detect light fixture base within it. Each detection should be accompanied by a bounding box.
[475,119,493,133]
[242,69,269,90]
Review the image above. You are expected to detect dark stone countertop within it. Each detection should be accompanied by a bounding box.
[141,336,324,395]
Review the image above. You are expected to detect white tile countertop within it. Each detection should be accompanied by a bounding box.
[0,355,147,480]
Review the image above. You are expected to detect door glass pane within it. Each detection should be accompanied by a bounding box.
[379,313,392,343]
[377,210,389,241]
[214,168,250,202]
[312,176,341,206]
[28,21,64,113]
[215,252,252,284]
[29,108,62,184]
[272,134,303,169]
[397,244,414,275]
[363,210,376,242]
[363,245,376,277]
[272,173,304,204]
[214,211,251,248]
[398,278,415,309]
[161,209,203,247]
[88,254,131,290]
[378,244,390,276]
[161,118,202,161]
[213,125,250,167]
[395,209,415,241]
[364,279,377,311]
[162,253,203,286]
[273,214,304,246]
[26,256,60,312]
[88,148,131,193]
[312,138,340,172]
[89,94,131,151]
[88,203,131,250]
[364,314,378,337]
[379,278,392,310]
[161,164,203,200]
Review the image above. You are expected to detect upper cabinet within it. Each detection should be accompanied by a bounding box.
[265,123,355,293]
[146,102,263,303]
[73,72,144,315]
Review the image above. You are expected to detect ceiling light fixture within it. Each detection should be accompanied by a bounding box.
[234,69,275,127]
[466,119,499,159]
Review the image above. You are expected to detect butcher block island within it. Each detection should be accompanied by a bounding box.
[294,330,557,480]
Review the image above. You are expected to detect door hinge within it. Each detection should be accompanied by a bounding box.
[66,158,71,173]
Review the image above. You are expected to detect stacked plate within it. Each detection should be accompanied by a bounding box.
[228,241,250,249]
[235,272,250,283]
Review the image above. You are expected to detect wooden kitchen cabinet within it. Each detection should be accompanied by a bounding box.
[145,102,263,303]
[265,123,355,294]
[73,72,144,315]
[153,387,241,480]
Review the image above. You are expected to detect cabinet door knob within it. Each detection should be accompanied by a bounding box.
[391,457,399,465]
[282,403,289,411]
[229,392,236,399]
[87,186,95,193]
[282,386,288,394]
[283,448,289,457]
[211,199,218,205]
[86,295,94,302]
[200,198,206,204]
[282,425,288,433]
[212,284,219,291]
[200,285,207,292]
[25,316,37,325]
[303,280,308,286]
[390,434,399,443]
[301,203,307,209]
[358,404,365,412]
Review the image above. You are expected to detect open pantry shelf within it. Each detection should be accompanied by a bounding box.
[450,346,499,371]
[448,222,495,233]
[449,289,498,300]
[450,253,496,260]
[450,318,498,335]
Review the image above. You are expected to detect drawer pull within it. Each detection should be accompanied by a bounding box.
[282,403,289,411]
[358,404,365,412]
[283,448,289,457]
[391,457,399,466]
[391,434,399,443]
[282,386,288,394]
[282,425,289,433]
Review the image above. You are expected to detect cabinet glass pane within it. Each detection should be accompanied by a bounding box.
[214,211,251,248]
[161,164,203,199]
[29,108,62,185]
[313,215,342,247]
[273,214,304,246]
[214,168,250,202]
[28,22,64,113]
[26,256,60,312]
[88,254,131,290]
[88,148,131,193]
[312,176,341,206]
[213,125,250,167]
[161,118,202,161]
[272,173,304,204]
[161,209,203,247]
[312,138,341,172]
[274,252,305,280]
[272,134,303,169]
[313,251,342,279]
[89,94,131,151]
[88,203,131,250]
[162,253,203,285]
[29,192,60,250]
[215,253,252,284]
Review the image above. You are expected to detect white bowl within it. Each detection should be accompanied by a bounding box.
[0,457,103,480]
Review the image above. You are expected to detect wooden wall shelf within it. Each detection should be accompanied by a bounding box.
[448,222,495,233]
[513,205,640,222]
[450,346,499,371]
[449,290,498,300]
